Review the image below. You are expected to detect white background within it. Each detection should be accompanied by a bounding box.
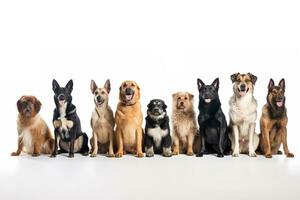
[0,1,300,200]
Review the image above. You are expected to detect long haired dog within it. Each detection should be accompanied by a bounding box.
[12,96,54,156]
[51,80,89,158]
[172,92,198,156]
[196,78,231,157]
[228,73,259,157]
[259,79,294,158]
[90,79,115,157]
[115,80,144,158]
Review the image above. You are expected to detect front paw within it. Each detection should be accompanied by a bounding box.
[107,153,115,158]
[68,153,74,158]
[115,151,123,158]
[196,153,203,157]
[249,151,257,157]
[90,153,97,157]
[172,150,179,156]
[162,152,172,157]
[50,153,56,158]
[217,153,224,158]
[286,153,294,158]
[187,151,194,156]
[232,151,239,157]
[265,153,272,158]
[11,152,20,156]
[136,152,144,158]
[32,153,40,157]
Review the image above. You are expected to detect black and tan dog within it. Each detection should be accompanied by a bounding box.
[259,78,294,158]
[51,79,89,158]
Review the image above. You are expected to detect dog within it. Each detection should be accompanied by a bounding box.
[11,96,54,156]
[90,79,115,157]
[228,72,259,157]
[115,80,144,158]
[51,79,89,158]
[171,92,198,156]
[196,78,231,157]
[259,78,294,158]
[144,99,172,157]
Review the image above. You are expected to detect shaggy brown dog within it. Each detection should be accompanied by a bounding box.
[11,96,54,156]
[259,79,294,158]
[114,80,144,158]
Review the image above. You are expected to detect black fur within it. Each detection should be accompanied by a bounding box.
[196,78,231,157]
[50,79,89,158]
[267,78,286,119]
[144,99,172,157]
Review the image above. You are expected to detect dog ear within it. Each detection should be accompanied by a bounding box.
[17,98,23,113]
[104,79,111,94]
[163,103,167,110]
[172,93,178,99]
[34,97,41,113]
[230,73,240,83]
[268,78,275,91]
[197,78,205,90]
[90,80,97,93]
[248,73,257,85]
[66,79,73,93]
[188,93,194,99]
[52,79,60,92]
[211,78,219,91]
[279,78,285,91]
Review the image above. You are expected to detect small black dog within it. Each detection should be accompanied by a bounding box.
[196,78,230,157]
[144,99,172,157]
[51,79,89,158]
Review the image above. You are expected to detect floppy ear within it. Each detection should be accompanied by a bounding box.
[147,102,151,109]
[34,98,42,113]
[230,73,239,83]
[163,103,167,110]
[90,80,97,93]
[52,79,60,92]
[279,78,285,91]
[172,93,178,99]
[211,78,219,91]
[17,98,23,113]
[248,73,257,85]
[197,79,205,91]
[104,79,111,94]
[268,78,275,91]
[66,80,73,93]
[188,93,194,99]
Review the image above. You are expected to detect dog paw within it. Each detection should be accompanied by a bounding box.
[265,154,272,158]
[146,153,154,157]
[187,151,194,156]
[277,150,283,155]
[82,152,89,156]
[232,152,239,157]
[11,152,19,156]
[217,153,224,158]
[50,153,56,158]
[115,152,123,158]
[286,153,294,158]
[90,153,97,157]
[136,152,144,158]
[196,153,203,157]
[107,153,115,158]
[32,153,40,157]
[163,152,172,157]
[68,153,74,158]
[172,150,179,156]
[249,151,257,157]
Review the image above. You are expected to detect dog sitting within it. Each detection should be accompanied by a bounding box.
[11,96,54,156]
[90,79,115,157]
[196,78,231,157]
[51,79,89,158]
[144,99,172,157]
[171,92,198,156]
[115,80,144,158]
[228,73,259,157]
[259,79,294,158]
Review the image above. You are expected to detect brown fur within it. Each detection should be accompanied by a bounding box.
[171,92,198,156]
[114,80,144,158]
[11,96,54,156]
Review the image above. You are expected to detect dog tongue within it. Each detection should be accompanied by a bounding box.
[204,98,211,103]
[239,91,246,96]
[276,101,283,107]
[125,95,132,101]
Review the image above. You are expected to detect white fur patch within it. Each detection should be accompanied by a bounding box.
[147,125,168,148]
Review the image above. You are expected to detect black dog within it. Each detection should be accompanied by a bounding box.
[51,79,89,158]
[196,78,230,157]
[144,99,172,157]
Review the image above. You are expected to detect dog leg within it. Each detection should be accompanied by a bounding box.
[90,133,98,157]
[280,127,294,158]
[232,125,240,157]
[107,131,115,157]
[186,132,194,156]
[136,127,144,158]
[144,133,154,157]
[68,136,75,158]
[162,135,172,157]
[261,120,272,158]
[115,128,123,158]
[11,138,23,156]
[196,134,206,157]
[172,134,180,155]
[248,123,257,157]
[50,129,59,157]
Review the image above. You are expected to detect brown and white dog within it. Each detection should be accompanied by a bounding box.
[228,73,259,157]
[90,79,115,157]
[259,79,294,158]
[114,80,144,158]
[11,96,54,156]
[171,92,198,156]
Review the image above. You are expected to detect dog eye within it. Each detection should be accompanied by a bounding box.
[184,97,188,100]
[131,83,135,87]
[177,97,181,100]
[101,91,105,94]
[123,83,127,88]
[95,91,98,95]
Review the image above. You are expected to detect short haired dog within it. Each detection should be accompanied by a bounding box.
[196,78,231,157]
[90,79,115,157]
[144,99,172,157]
[51,79,89,158]
[228,73,259,157]
[12,96,54,156]
[259,79,294,158]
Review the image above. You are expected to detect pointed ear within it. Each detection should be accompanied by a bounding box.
[172,93,177,99]
[34,97,41,113]
[268,78,275,91]
[211,78,219,91]
[90,80,97,93]
[197,78,205,91]
[248,73,257,85]
[66,80,73,93]
[230,73,239,83]
[52,79,60,92]
[279,78,285,91]
[104,79,111,94]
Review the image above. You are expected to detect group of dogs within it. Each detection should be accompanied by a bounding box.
[12,72,294,159]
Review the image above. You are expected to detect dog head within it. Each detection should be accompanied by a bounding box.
[52,79,73,108]
[119,80,140,105]
[197,78,219,104]
[90,79,111,107]
[231,72,257,97]
[172,92,194,112]
[147,99,167,120]
[17,96,41,118]
[267,78,285,108]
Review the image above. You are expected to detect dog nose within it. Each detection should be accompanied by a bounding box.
[180,102,184,106]
[153,108,159,112]
[125,88,133,95]
[96,96,102,102]
[58,95,65,101]
[240,84,246,91]
[277,96,284,101]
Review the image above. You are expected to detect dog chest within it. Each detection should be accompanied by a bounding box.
[20,128,33,153]
[59,135,84,153]
[147,125,168,148]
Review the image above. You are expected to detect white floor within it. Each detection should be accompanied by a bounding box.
[1,152,300,200]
